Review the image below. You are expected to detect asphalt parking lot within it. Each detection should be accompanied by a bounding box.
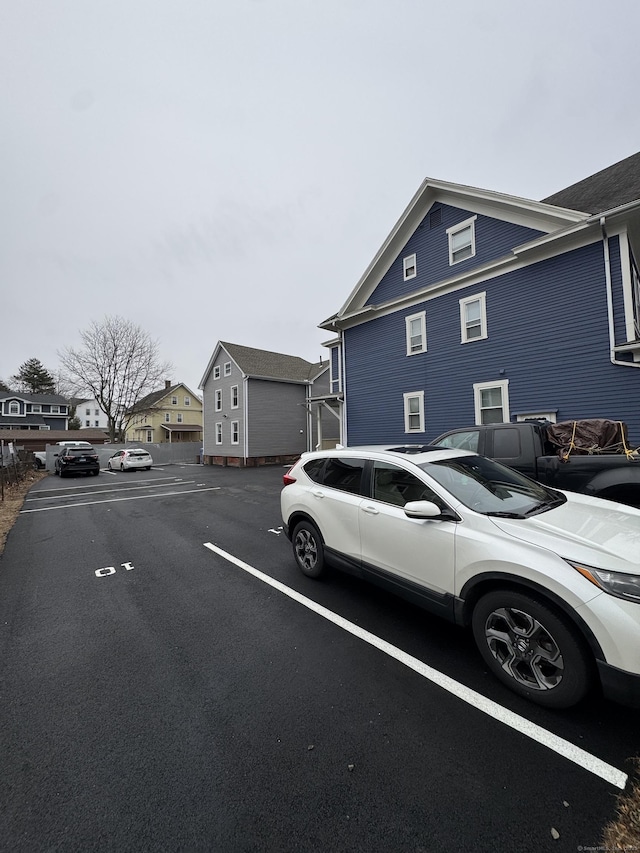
[0,462,637,852]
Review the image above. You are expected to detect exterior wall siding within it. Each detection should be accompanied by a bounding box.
[365,204,544,306]
[247,379,308,457]
[345,239,640,444]
[202,358,244,455]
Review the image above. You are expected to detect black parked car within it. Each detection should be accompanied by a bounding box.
[54,446,101,477]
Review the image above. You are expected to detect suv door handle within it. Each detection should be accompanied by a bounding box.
[311,489,325,498]
[362,505,379,515]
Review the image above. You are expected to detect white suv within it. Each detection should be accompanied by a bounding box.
[280,445,640,709]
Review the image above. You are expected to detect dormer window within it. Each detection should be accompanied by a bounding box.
[9,401,20,415]
[403,253,417,281]
[447,216,477,265]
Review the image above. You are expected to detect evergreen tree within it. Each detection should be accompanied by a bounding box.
[10,358,57,394]
[0,378,12,393]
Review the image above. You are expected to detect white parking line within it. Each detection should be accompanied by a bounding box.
[21,487,220,513]
[203,542,628,790]
[25,480,196,502]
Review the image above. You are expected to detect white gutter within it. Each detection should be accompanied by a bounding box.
[601,216,640,369]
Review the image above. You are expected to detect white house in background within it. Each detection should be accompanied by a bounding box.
[77,398,110,431]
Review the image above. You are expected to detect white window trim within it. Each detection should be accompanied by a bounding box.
[214,389,222,412]
[177,413,183,423]
[9,402,20,415]
[230,385,239,409]
[32,404,41,413]
[403,253,417,281]
[473,379,510,425]
[447,215,477,265]
[184,396,190,406]
[215,422,222,444]
[231,420,239,445]
[515,411,557,423]
[164,413,170,422]
[224,362,232,377]
[403,390,425,434]
[405,311,427,356]
[459,292,487,343]
[213,366,221,379]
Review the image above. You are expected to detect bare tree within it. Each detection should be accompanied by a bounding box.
[59,316,173,442]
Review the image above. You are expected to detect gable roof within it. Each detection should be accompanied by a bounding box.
[131,382,201,412]
[321,152,640,329]
[0,391,68,404]
[541,151,640,214]
[200,342,327,387]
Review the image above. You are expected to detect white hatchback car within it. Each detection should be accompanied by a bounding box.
[281,445,640,709]
[107,448,153,471]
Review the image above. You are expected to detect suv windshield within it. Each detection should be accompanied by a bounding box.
[421,455,566,517]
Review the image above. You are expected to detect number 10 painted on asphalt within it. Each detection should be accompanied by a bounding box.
[95,562,135,577]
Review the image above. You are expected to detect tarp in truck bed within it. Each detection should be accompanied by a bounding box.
[546,419,631,459]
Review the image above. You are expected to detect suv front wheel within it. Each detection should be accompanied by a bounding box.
[292,520,325,579]
[471,590,592,709]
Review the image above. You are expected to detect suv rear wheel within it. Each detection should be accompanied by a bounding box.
[292,520,325,579]
[471,590,592,709]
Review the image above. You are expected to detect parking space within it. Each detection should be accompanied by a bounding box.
[0,464,637,851]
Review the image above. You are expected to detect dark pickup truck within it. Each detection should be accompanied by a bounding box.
[432,419,640,507]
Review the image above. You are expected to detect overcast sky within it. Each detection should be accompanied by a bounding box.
[2,0,640,395]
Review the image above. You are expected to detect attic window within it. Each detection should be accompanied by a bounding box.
[447,216,477,265]
[429,208,442,228]
[403,254,417,281]
[171,396,178,405]
[213,366,221,379]
[224,362,232,377]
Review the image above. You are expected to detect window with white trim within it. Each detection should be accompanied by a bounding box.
[459,292,487,343]
[231,385,238,408]
[51,405,60,414]
[9,402,19,415]
[403,253,417,281]
[165,413,170,422]
[213,366,221,379]
[231,420,239,444]
[403,391,425,433]
[224,362,231,377]
[405,311,427,355]
[473,380,509,424]
[215,422,222,444]
[184,396,190,406]
[177,413,183,423]
[447,216,476,265]
[146,430,153,442]
[214,389,222,411]
[31,404,41,413]
[171,396,177,405]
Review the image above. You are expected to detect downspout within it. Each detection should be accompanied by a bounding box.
[243,376,249,463]
[601,216,640,369]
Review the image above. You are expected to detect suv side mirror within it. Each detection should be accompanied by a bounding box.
[403,500,459,521]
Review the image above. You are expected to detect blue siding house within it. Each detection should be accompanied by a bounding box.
[320,152,640,446]
[0,392,70,431]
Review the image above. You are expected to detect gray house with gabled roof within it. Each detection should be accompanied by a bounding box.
[199,342,339,466]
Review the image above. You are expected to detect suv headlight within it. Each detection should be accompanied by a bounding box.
[566,560,640,603]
